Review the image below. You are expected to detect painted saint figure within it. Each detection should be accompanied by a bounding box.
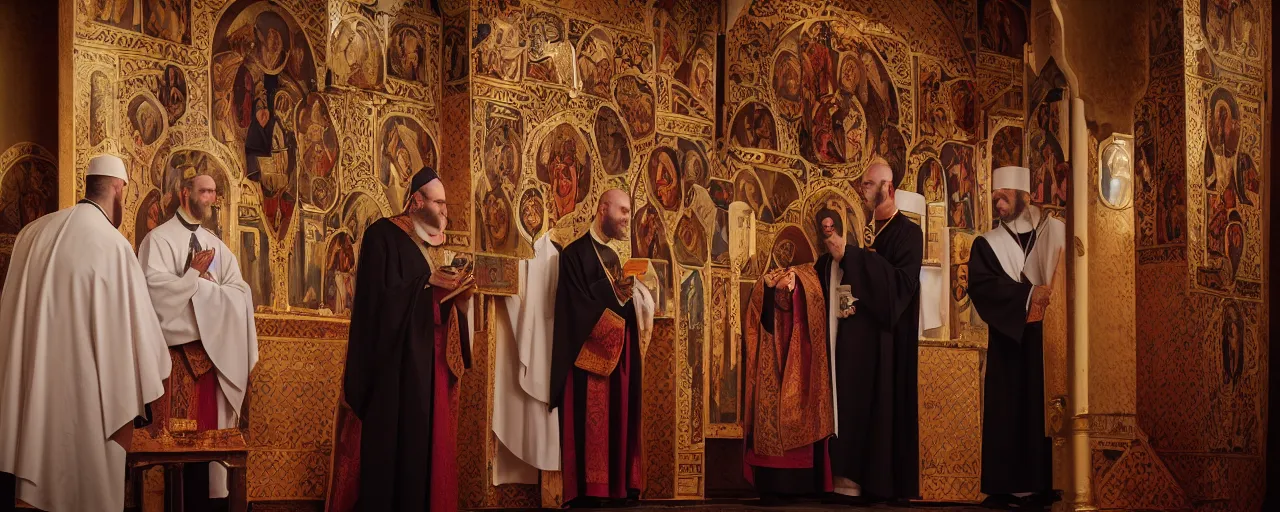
[550,189,656,507]
[332,167,474,512]
[136,170,259,506]
[966,166,1066,509]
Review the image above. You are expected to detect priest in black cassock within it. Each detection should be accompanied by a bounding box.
[817,157,922,501]
[550,189,655,507]
[333,167,474,512]
[967,166,1065,509]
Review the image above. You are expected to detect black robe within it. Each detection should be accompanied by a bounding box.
[342,218,471,511]
[816,213,921,499]
[872,214,923,499]
[967,232,1053,495]
[549,233,644,499]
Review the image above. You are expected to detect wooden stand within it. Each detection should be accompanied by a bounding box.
[126,429,249,512]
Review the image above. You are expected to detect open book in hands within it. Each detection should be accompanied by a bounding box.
[432,256,477,302]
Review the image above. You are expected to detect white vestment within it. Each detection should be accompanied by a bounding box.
[490,233,655,485]
[979,206,1067,307]
[137,212,259,498]
[494,234,562,484]
[0,203,172,512]
[825,258,844,437]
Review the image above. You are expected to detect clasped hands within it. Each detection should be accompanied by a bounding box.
[762,268,796,292]
[189,249,216,282]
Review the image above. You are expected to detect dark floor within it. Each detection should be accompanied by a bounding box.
[477,499,1005,511]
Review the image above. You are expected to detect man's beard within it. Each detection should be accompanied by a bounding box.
[188,201,211,221]
[421,210,446,232]
[864,187,886,215]
[112,197,125,228]
[603,215,628,240]
[999,194,1027,223]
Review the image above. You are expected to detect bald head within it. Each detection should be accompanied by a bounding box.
[597,188,632,241]
[865,162,893,184]
[858,158,897,219]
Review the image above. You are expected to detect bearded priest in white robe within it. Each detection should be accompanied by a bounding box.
[968,166,1065,509]
[0,155,172,512]
[137,170,259,501]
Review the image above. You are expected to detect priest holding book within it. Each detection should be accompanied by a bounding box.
[333,166,475,512]
[550,189,655,507]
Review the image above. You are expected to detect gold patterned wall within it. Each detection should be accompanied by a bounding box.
[55,0,1081,507]
[70,0,442,504]
[1134,0,1270,511]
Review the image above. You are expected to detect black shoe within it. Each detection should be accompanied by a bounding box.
[980,494,1021,509]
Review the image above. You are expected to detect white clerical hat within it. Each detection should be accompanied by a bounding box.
[992,166,1030,192]
[895,189,926,216]
[87,154,129,184]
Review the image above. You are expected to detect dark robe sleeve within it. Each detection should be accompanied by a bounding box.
[967,236,1034,342]
[342,220,434,419]
[759,284,776,335]
[549,239,619,408]
[843,219,923,328]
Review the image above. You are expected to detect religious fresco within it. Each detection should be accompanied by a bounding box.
[978,0,1028,58]
[1187,77,1265,300]
[379,115,438,211]
[632,202,671,260]
[1028,101,1067,210]
[991,126,1022,169]
[678,268,706,495]
[71,0,445,502]
[389,23,430,84]
[331,17,386,90]
[48,0,1078,506]
[534,121,592,224]
[524,10,574,87]
[0,143,59,295]
[949,230,977,337]
[127,93,166,146]
[158,65,188,125]
[941,142,976,229]
[1132,1,1270,510]
[0,146,58,237]
[143,0,192,44]
[594,106,631,176]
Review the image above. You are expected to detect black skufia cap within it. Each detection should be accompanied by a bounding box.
[405,166,440,205]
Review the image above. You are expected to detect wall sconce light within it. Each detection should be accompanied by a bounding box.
[1098,135,1134,210]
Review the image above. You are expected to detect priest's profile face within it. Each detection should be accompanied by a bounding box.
[414,179,448,231]
[599,189,631,240]
[182,174,217,221]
